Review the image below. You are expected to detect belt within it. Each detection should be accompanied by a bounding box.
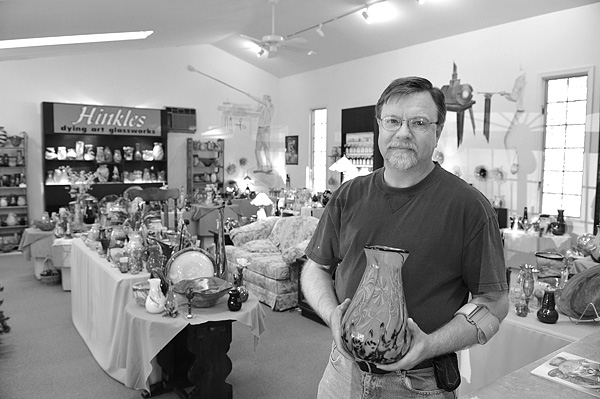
[356,359,433,375]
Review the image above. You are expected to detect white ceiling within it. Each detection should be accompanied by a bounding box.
[1,0,598,78]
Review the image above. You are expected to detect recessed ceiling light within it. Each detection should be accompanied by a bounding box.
[0,31,154,50]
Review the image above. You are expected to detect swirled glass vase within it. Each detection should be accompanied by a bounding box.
[341,245,412,365]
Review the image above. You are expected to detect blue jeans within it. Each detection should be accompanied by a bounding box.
[317,343,457,399]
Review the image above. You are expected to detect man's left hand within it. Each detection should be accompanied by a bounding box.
[377,318,432,372]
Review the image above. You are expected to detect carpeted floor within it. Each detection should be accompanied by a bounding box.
[0,252,332,399]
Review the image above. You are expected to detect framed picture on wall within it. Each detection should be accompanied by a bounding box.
[285,135,298,165]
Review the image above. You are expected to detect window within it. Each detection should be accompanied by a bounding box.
[311,108,327,193]
[541,74,588,218]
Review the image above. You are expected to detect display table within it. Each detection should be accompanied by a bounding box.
[18,227,56,279]
[70,238,151,386]
[502,229,573,269]
[71,237,266,394]
[458,306,599,396]
[124,294,266,395]
[460,329,600,399]
[52,237,73,291]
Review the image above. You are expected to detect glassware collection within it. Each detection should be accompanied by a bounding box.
[45,142,166,185]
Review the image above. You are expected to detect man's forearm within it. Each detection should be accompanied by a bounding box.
[300,260,339,327]
[425,291,509,357]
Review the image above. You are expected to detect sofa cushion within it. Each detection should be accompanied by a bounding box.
[229,217,278,246]
[226,246,291,280]
[268,216,319,252]
[241,239,279,253]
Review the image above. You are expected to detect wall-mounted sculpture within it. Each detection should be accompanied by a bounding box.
[440,63,476,148]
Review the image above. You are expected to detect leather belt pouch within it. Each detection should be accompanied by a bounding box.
[432,352,461,392]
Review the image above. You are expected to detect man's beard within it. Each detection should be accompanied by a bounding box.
[384,142,418,170]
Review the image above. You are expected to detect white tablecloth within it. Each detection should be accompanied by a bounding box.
[70,238,151,386]
[71,237,267,392]
[458,306,599,396]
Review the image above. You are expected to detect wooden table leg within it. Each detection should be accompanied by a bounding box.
[187,320,233,399]
[154,320,233,399]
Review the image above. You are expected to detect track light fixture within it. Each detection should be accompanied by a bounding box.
[315,24,325,38]
[257,48,265,57]
[285,0,389,40]
[362,8,370,23]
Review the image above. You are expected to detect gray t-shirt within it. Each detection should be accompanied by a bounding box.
[305,164,507,334]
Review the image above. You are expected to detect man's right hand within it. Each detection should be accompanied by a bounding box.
[330,298,354,360]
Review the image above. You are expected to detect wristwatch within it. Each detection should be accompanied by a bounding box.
[454,303,499,345]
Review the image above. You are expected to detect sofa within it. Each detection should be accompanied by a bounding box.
[224,215,320,311]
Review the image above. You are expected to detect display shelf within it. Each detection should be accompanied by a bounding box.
[42,102,169,214]
[0,131,28,253]
[186,138,224,197]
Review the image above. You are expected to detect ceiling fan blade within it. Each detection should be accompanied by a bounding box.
[279,45,316,55]
[240,34,264,46]
[284,37,307,45]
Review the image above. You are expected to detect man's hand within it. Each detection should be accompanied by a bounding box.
[377,318,432,372]
[329,298,354,360]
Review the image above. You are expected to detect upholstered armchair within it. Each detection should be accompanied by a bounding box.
[224,215,320,311]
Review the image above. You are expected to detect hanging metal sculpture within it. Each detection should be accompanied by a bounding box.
[440,63,476,148]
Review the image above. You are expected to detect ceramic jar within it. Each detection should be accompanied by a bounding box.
[17,196,26,206]
[104,146,113,163]
[341,245,412,365]
[145,278,166,314]
[0,197,8,207]
[152,142,164,161]
[6,213,18,226]
[45,147,57,160]
[57,146,67,160]
[96,146,105,163]
[113,149,122,163]
[84,144,95,161]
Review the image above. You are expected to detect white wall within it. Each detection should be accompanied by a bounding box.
[0,44,279,222]
[279,3,600,235]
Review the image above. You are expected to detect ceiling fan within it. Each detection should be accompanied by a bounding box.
[241,0,314,58]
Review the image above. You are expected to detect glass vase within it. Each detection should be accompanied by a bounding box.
[145,278,166,314]
[340,245,412,365]
[536,289,559,324]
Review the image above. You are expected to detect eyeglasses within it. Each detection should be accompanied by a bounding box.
[378,116,438,133]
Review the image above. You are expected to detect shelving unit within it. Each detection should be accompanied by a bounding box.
[42,102,168,214]
[186,138,224,197]
[0,132,28,253]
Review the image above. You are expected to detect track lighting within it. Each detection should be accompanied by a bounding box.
[257,48,265,57]
[315,24,325,38]
[362,8,370,23]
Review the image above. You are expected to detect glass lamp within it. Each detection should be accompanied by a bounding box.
[251,192,273,219]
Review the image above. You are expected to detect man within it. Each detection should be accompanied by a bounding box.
[247,93,274,173]
[302,76,509,398]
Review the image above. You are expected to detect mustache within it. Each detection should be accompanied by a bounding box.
[386,141,417,151]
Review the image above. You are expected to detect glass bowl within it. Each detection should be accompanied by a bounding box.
[173,277,233,308]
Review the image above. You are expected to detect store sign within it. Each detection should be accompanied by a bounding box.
[49,102,162,136]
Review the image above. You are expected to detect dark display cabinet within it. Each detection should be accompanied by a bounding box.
[42,102,168,214]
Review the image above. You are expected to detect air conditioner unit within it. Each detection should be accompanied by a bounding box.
[165,107,197,133]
